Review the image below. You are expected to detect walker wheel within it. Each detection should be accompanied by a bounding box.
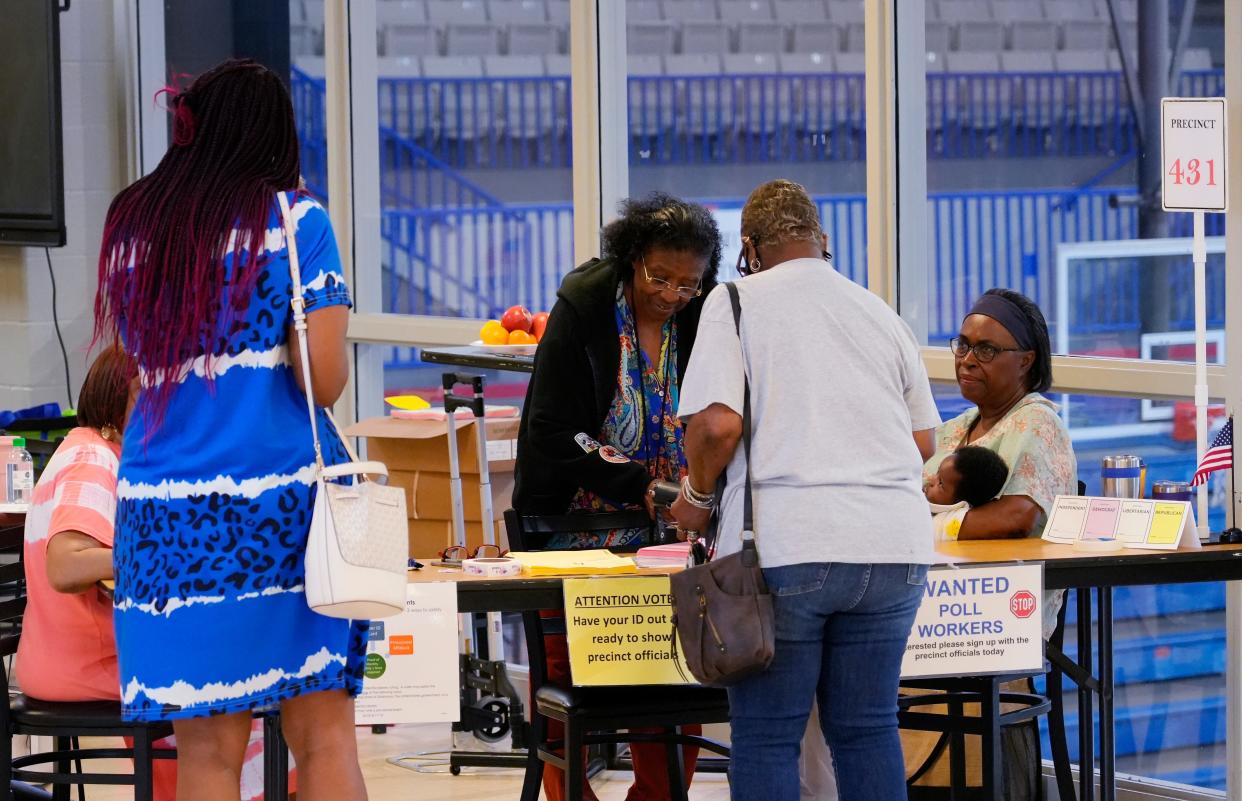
[471,695,512,743]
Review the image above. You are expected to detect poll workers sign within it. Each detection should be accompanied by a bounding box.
[1161,97,1228,212]
[356,581,460,725]
[901,564,1044,679]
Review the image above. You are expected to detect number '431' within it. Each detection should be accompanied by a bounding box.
[1168,158,1217,186]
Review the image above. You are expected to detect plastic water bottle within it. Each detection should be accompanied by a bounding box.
[2,437,34,505]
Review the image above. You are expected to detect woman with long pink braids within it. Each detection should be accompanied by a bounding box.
[94,60,365,801]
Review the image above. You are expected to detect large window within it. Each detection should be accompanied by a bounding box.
[914,0,1230,793]
[624,0,869,284]
[314,3,1239,792]
[916,0,1226,355]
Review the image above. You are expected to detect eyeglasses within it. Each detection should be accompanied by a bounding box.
[735,234,832,277]
[949,337,1027,364]
[439,544,507,565]
[641,256,702,299]
[735,235,758,277]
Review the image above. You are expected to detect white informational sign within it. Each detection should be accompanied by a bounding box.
[356,582,460,725]
[1041,495,1201,551]
[1161,97,1228,212]
[901,564,1044,680]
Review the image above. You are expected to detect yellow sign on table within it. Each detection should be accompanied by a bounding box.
[563,576,694,686]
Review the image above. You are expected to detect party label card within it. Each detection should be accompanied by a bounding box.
[1042,495,1199,551]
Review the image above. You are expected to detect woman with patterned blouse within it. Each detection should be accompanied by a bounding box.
[513,193,721,801]
[912,288,1077,801]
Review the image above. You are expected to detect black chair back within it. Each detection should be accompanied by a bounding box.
[504,509,658,554]
[503,508,662,707]
[0,525,27,659]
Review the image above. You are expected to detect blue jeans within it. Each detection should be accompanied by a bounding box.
[727,562,929,801]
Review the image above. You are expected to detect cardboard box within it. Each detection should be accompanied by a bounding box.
[389,470,516,522]
[349,416,519,558]
[408,518,510,558]
[347,416,520,475]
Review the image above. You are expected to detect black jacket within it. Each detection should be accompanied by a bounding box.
[513,257,713,515]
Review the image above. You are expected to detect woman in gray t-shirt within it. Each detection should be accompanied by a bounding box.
[671,179,939,801]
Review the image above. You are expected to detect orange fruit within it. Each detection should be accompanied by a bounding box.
[479,320,508,345]
[507,329,538,345]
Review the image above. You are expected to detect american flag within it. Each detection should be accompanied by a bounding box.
[1191,418,1233,486]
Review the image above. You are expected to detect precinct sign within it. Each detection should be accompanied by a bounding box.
[1161,97,1227,212]
[563,576,695,686]
[900,563,1044,679]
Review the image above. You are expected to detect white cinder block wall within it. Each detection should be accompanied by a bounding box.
[0,2,127,412]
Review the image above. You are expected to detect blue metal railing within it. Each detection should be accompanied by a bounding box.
[381,188,1224,353]
[293,68,1224,171]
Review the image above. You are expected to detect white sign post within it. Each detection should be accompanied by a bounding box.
[1162,97,1228,537]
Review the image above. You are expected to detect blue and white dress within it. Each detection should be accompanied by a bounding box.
[113,191,368,722]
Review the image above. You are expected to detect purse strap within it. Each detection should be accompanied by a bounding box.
[277,191,362,472]
[723,282,758,565]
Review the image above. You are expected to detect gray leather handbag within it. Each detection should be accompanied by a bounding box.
[670,281,775,686]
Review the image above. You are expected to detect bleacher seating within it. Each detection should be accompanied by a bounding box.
[791,21,841,53]
[376,0,428,27]
[376,56,427,138]
[999,50,1058,126]
[724,52,788,136]
[348,0,1168,63]
[936,0,993,23]
[427,0,487,24]
[992,1,1043,23]
[421,55,488,141]
[483,55,555,140]
[383,24,438,57]
[681,21,732,54]
[738,21,786,54]
[956,20,1005,52]
[1043,1,1097,22]
[288,0,1225,174]
[1062,19,1112,51]
[719,0,774,22]
[487,0,546,23]
[628,21,677,55]
[925,21,952,54]
[825,2,863,24]
[627,0,663,23]
[627,55,674,138]
[774,1,826,24]
[667,54,732,138]
[506,22,559,56]
[660,0,717,22]
[1010,20,1058,51]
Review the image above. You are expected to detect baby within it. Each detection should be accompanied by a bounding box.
[925,445,1009,541]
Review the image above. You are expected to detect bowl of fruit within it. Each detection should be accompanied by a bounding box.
[472,305,549,356]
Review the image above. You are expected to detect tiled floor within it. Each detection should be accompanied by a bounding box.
[76,724,731,800]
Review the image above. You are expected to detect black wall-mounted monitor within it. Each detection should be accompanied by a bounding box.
[0,0,66,247]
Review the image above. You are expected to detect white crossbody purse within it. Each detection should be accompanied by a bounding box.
[278,191,408,620]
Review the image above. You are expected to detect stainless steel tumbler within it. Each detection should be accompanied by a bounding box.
[1100,455,1143,498]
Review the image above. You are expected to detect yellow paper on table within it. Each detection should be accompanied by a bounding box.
[385,395,431,411]
[508,549,638,576]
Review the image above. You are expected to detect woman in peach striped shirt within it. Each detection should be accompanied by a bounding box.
[14,347,292,801]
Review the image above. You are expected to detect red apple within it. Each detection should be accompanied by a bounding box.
[531,311,550,341]
[501,305,533,333]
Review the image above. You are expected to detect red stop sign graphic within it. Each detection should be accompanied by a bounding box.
[1010,590,1037,619]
